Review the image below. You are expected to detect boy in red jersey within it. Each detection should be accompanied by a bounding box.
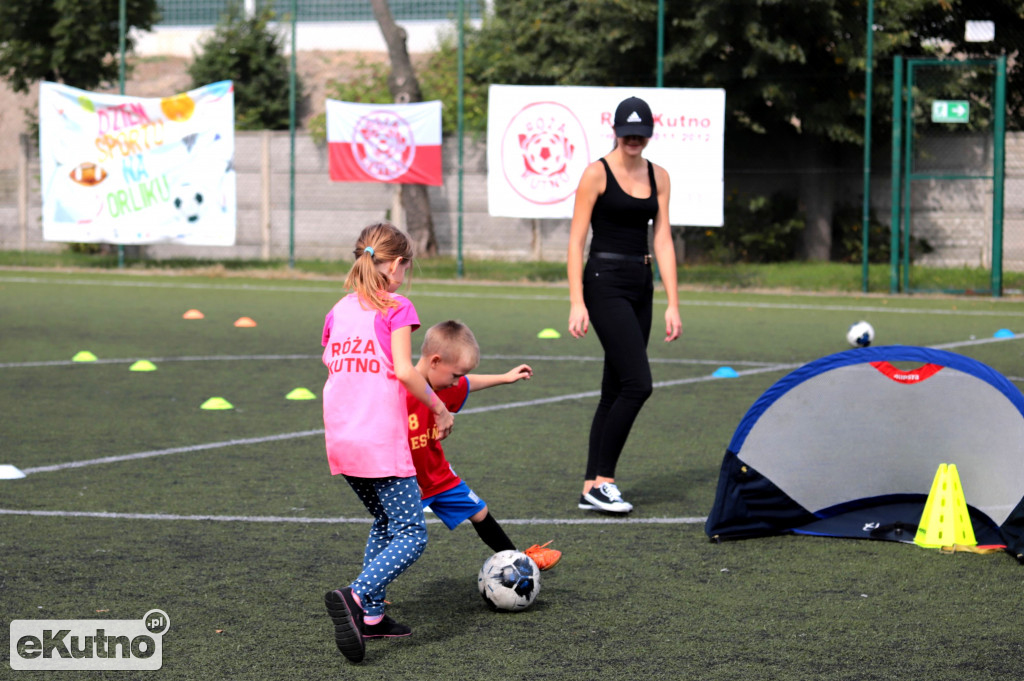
[408,320,561,570]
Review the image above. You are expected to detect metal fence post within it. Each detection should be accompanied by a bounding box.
[889,56,903,294]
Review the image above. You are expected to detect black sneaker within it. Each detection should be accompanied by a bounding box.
[325,588,365,663]
[578,494,598,511]
[583,482,633,513]
[363,615,412,638]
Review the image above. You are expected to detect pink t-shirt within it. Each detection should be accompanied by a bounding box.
[321,292,420,478]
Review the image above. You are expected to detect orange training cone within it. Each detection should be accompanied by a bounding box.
[183,309,205,320]
[234,317,257,328]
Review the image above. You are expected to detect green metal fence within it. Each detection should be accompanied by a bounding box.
[157,0,484,26]
[889,56,1007,296]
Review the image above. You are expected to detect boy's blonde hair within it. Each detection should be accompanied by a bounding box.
[344,221,414,314]
[421,320,480,367]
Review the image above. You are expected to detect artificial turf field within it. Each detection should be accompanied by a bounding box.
[2,268,1024,680]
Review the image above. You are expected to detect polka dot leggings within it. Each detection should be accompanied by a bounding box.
[344,475,428,617]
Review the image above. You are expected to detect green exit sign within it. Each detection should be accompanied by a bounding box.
[931,100,970,123]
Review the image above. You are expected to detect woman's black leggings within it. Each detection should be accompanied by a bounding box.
[582,256,654,480]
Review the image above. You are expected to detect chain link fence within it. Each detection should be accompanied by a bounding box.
[0,0,1021,270]
[900,59,1018,291]
[158,0,484,25]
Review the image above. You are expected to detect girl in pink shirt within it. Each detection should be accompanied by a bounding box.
[321,222,454,664]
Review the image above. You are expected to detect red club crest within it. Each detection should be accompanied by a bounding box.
[352,111,416,181]
[501,102,589,205]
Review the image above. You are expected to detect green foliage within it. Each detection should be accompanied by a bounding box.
[469,0,1024,144]
[0,0,159,93]
[830,203,892,265]
[686,193,804,264]
[687,196,935,267]
[307,57,391,144]
[909,0,1024,132]
[308,30,488,145]
[469,0,659,87]
[830,203,933,265]
[422,31,489,135]
[187,3,299,131]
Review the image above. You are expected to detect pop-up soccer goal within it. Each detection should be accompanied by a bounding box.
[706,346,1024,561]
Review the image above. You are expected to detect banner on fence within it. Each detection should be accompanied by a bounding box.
[486,85,724,226]
[39,81,236,245]
[326,99,443,186]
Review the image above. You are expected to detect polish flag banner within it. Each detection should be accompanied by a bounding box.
[326,99,443,186]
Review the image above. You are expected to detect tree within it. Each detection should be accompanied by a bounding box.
[665,0,982,260]
[470,0,660,87]
[468,0,1024,261]
[0,0,159,93]
[311,36,489,138]
[187,4,299,131]
[908,0,1024,127]
[370,0,438,257]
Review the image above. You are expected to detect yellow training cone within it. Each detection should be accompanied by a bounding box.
[915,463,976,549]
[129,360,157,372]
[201,397,234,410]
[285,388,317,400]
[72,351,98,362]
[183,309,205,319]
[234,317,257,328]
[537,328,561,339]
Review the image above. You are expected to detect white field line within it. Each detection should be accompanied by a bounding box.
[19,430,327,475]
[9,335,1020,372]
[0,354,782,370]
[4,333,1021,525]
[4,274,1024,317]
[15,362,795,476]
[0,354,319,369]
[11,333,1021,476]
[0,508,708,525]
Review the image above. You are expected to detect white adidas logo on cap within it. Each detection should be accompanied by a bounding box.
[627,111,643,123]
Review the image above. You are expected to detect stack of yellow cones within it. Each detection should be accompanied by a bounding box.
[129,360,157,372]
[72,351,98,362]
[914,463,977,550]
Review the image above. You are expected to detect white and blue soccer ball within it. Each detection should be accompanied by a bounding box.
[478,550,540,612]
[846,320,875,347]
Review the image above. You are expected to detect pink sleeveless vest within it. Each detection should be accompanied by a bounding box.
[321,293,416,478]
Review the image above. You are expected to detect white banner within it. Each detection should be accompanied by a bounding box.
[39,81,236,245]
[487,85,724,226]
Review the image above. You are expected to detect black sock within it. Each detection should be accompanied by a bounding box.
[472,512,516,553]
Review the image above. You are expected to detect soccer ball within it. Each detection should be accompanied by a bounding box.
[477,550,541,612]
[172,182,206,224]
[846,321,875,347]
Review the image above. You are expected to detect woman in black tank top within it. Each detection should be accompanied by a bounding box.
[566,96,682,514]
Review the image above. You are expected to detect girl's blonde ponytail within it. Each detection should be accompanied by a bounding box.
[343,222,414,314]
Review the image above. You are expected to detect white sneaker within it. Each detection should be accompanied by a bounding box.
[583,482,633,513]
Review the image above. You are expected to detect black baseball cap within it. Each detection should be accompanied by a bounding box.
[613,96,654,138]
